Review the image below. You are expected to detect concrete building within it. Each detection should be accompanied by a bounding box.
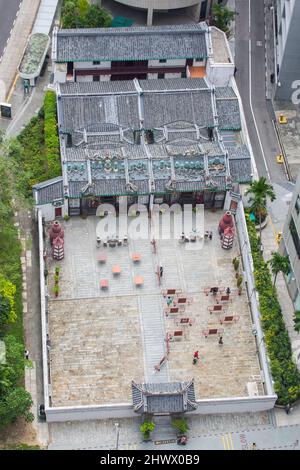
[106,1,204,26]
[280,170,300,309]
[275,0,300,101]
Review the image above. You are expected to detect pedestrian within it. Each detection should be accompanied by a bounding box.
[226,287,231,295]
[234,66,238,77]
[209,231,212,240]
[159,265,163,278]
[251,442,257,450]
[24,349,29,360]
[193,351,199,364]
[167,296,172,306]
[285,403,292,414]
[218,336,223,345]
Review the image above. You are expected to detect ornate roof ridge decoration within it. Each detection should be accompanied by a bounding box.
[131,380,197,414]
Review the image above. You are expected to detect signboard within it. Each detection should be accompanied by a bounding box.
[154,439,176,445]
[52,199,64,207]
[0,102,12,119]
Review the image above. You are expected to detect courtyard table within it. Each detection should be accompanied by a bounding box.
[112,265,121,275]
[134,275,144,286]
[97,252,107,263]
[100,279,109,289]
[131,253,141,262]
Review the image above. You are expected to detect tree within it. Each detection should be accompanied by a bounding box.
[245,177,276,203]
[269,252,290,287]
[211,4,236,33]
[0,275,16,331]
[61,0,112,29]
[294,311,300,333]
[0,387,33,429]
[245,177,276,250]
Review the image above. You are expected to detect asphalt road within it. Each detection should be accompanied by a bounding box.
[0,0,21,58]
[235,0,287,185]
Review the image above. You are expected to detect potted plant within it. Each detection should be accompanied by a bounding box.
[55,266,60,275]
[63,214,70,221]
[53,285,59,298]
[54,274,59,284]
[237,275,243,294]
[171,417,189,438]
[232,257,239,273]
[140,419,155,441]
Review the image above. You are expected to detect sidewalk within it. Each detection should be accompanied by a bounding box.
[0,0,41,101]
[264,0,277,100]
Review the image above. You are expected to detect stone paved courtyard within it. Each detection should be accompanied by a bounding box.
[47,211,264,407]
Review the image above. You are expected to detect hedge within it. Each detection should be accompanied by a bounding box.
[15,92,61,197]
[246,215,300,405]
[43,91,61,179]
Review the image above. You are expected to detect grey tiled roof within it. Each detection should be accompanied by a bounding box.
[216,99,241,130]
[59,80,137,95]
[33,176,63,205]
[228,145,252,183]
[143,90,214,128]
[60,94,140,133]
[132,380,197,414]
[140,78,208,91]
[54,23,208,62]
[214,87,237,99]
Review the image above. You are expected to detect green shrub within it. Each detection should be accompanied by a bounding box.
[140,420,155,439]
[171,417,189,435]
[246,215,300,405]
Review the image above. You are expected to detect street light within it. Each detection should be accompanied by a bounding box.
[114,422,120,450]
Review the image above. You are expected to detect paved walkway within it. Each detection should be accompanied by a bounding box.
[0,0,40,101]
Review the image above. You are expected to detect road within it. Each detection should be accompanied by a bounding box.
[0,0,21,59]
[235,0,294,231]
[48,422,300,450]
[235,0,287,185]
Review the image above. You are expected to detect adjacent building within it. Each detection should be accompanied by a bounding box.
[280,170,300,309]
[52,22,234,85]
[107,0,207,25]
[275,0,300,100]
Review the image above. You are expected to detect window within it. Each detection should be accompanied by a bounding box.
[289,217,300,258]
[195,57,203,62]
[93,75,100,82]
[93,61,101,65]
[159,59,167,63]
[295,195,300,215]
[158,73,164,79]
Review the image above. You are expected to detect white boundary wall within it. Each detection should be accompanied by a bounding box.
[39,205,277,422]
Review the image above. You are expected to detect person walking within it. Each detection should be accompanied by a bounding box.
[24,349,29,360]
[285,403,292,414]
[159,265,163,278]
[218,336,223,345]
[193,351,199,364]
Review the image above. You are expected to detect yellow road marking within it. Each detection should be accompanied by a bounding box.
[268,215,280,246]
[221,433,234,450]
[6,72,19,102]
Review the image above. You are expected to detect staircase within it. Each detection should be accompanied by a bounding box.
[151,416,177,442]
[138,295,169,382]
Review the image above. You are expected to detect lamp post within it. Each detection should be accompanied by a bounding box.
[114,422,120,450]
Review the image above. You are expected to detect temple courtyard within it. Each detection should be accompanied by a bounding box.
[46,211,264,407]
